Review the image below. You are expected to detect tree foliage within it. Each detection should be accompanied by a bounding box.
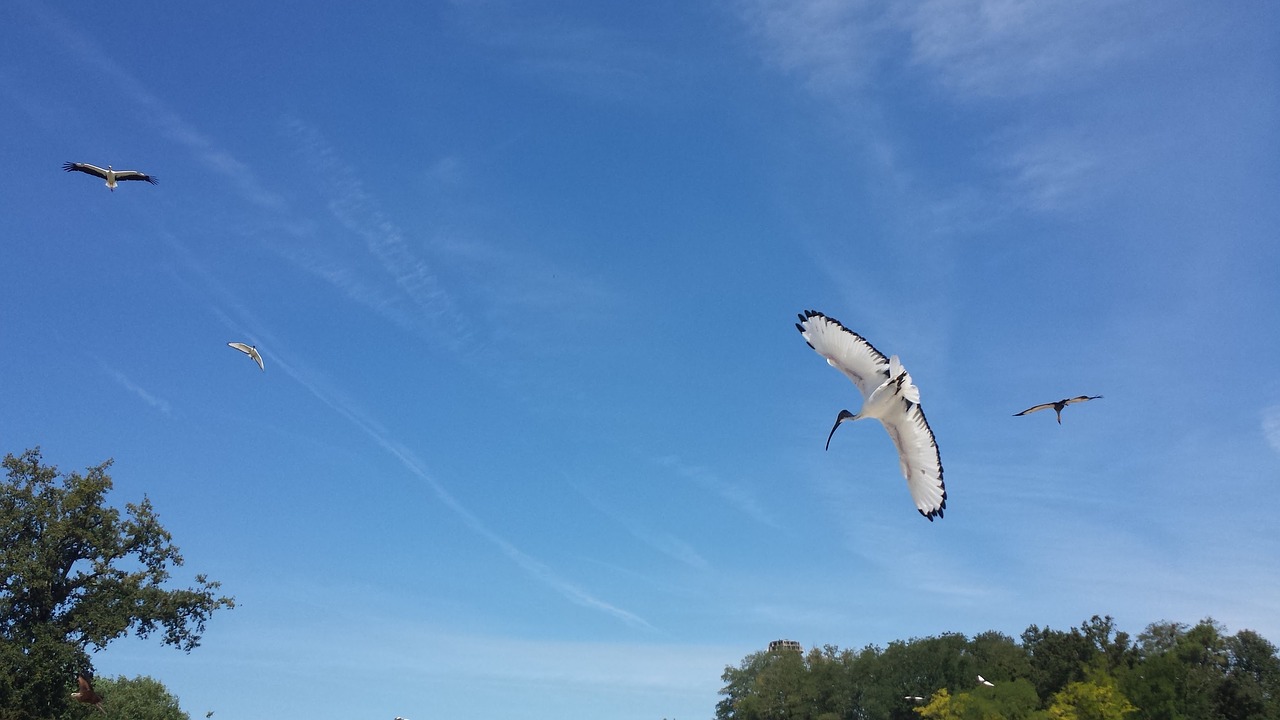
[716,615,1280,720]
[0,448,234,720]
[62,675,190,720]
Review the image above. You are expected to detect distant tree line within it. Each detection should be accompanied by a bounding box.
[717,615,1280,720]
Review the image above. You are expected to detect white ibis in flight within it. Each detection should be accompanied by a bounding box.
[1014,395,1102,424]
[978,675,995,687]
[795,310,946,521]
[63,162,158,191]
[227,342,264,371]
[71,675,105,713]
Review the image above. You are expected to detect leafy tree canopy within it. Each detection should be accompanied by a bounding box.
[717,616,1280,720]
[59,675,190,720]
[1,448,234,720]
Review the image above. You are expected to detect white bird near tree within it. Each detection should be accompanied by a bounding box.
[1014,395,1102,424]
[227,342,264,371]
[63,162,158,190]
[795,310,946,521]
[978,675,995,687]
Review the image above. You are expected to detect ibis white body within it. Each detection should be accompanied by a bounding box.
[227,342,264,371]
[796,310,946,521]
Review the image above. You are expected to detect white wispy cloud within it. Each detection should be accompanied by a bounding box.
[161,243,648,629]
[738,0,889,94]
[997,130,1102,212]
[102,365,172,416]
[282,119,472,350]
[739,0,1156,100]
[1263,405,1280,456]
[573,481,711,571]
[901,0,1155,98]
[657,456,779,529]
[32,5,470,348]
[279,355,652,629]
[734,0,1169,217]
[449,4,671,104]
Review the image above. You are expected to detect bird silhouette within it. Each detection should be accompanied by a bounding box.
[71,675,105,713]
[1014,395,1102,424]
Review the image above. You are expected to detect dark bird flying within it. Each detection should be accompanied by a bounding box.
[1014,395,1103,424]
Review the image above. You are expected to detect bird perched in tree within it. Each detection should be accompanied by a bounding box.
[227,342,264,371]
[1014,395,1103,424]
[796,310,946,521]
[71,675,105,713]
[63,162,158,191]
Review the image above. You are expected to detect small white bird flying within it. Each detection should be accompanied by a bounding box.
[227,342,264,371]
[978,675,995,687]
[63,162,158,190]
[796,310,946,521]
[904,695,925,702]
[1014,395,1102,424]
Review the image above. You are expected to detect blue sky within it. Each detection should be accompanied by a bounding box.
[2,1,1278,718]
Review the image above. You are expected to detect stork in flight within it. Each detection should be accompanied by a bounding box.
[227,342,264,371]
[1014,395,1102,424]
[795,310,946,521]
[71,675,105,713]
[63,161,158,191]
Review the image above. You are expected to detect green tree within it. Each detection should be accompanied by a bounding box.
[0,448,234,720]
[1123,618,1229,720]
[1022,623,1095,701]
[915,682,1045,720]
[61,676,189,720]
[1216,629,1280,720]
[1044,670,1135,720]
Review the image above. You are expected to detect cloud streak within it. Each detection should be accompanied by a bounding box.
[282,119,472,350]
[269,352,652,630]
[1264,406,1280,456]
[657,456,779,529]
[102,365,172,416]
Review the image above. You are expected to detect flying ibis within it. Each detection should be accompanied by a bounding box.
[1014,395,1102,424]
[978,675,995,687]
[63,161,158,190]
[795,310,946,521]
[72,675,105,713]
[227,342,264,371]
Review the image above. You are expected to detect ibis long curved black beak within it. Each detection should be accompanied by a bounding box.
[825,409,856,450]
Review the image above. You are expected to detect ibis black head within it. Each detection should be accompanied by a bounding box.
[825,409,856,450]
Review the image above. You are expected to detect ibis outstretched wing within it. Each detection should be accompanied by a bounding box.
[879,399,946,520]
[63,162,108,179]
[795,310,890,399]
[1013,402,1055,416]
[112,170,158,185]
